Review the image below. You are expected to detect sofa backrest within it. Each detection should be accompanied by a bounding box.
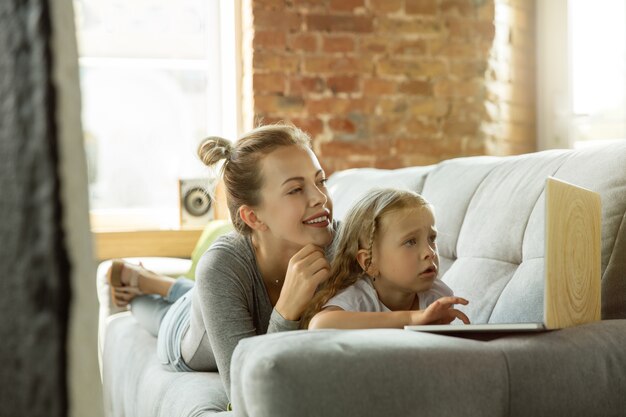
[327,142,626,321]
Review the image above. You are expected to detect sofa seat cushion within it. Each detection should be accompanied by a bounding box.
[102,313,231,417]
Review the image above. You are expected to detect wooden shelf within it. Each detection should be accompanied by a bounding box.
[93,229,203,260]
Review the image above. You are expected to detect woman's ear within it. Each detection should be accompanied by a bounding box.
[239,205,268,231]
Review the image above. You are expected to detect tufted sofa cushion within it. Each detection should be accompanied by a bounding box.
[327,142,626,323]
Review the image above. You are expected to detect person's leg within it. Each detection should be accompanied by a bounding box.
[156,291,195,371]
[128,277,194,336]
[164,277,194,304]
[129,295,172,337]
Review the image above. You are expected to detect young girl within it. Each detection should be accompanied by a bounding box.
[107,124,335,400]
[302,188,470,329]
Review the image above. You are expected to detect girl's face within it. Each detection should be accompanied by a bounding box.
[254,145,334,250]
[370,205,439,296]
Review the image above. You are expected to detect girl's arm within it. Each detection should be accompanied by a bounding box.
[309,297,470,330]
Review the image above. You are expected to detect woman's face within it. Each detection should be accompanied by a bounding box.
[254,145,334,250]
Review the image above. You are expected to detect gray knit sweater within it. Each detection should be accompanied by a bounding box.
[180,232,300,398]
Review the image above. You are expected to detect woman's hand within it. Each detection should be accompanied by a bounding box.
[275,244,330,321]
[410,296,470,325]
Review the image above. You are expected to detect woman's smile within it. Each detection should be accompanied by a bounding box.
[303,209,331,227]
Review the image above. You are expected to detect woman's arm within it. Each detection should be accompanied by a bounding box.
[309,297,470,330]
[194,246,259,400]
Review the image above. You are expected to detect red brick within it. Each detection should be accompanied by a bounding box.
[405,119,439,136]
[370,0,403,13]
[450,60,488,78]
[291,0,327,11]
[253,73,287,93]
[450,102,487,119]
[477,2,495,21]
[255,95,305,114]
[329,0,365,12]
[253,0,285,9]
[372,157,404,169]
[431,40,478,59]
[447,19,473,38]
[377,17,442,35]
[369,115,404,135]
[377,59,446,78]
[322,35,355,53]
[289,117,325,137]
[254,10,302,30]
[408,99,449,117]
[396,137,463,156]
[329,117,358,134]
[448,19,495,41]
[288,33,319,52]
[376,98,409,114]
[443,120,480,136]
[389,39,428,55]
[253,30,287,50]
[434,80,484,98]
[306,97,376,114]
[304,56,374,74]
[319,138,392,158]
[253,52,300,72]
[306,14,374,33]
[363,78,397,95]
[398,80,433,96]
[255,95,280,113]
[327,75,360,93]
[405,0,437,15]
[289,76,325,94]
[441,0,477,17]
[476,21,496,40]
[359,37,388,53]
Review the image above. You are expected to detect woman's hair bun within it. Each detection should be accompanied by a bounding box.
[197,136,233,167]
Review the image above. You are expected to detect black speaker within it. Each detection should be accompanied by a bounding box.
[178,178,216,228]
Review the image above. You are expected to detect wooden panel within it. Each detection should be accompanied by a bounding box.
[94,229,203,260]
[544,177,601,329]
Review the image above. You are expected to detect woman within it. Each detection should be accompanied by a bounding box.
[107,124,335,399]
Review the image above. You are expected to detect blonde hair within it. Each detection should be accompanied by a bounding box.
[197,123,311,235]
[300,188,431,328]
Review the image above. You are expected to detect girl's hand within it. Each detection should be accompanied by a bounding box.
[410,297,470,325]
[275,244,330,321]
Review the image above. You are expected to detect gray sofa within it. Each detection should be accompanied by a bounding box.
[98,142,626,417]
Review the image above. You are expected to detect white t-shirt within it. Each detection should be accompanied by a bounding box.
[323,276,454,312]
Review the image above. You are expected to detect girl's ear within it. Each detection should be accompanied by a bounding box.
[356,249,375,275]
[239,205,268,231]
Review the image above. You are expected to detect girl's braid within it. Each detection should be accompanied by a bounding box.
[364,218,377,273]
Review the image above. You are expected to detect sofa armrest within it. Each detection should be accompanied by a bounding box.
[230,320,626,417]
[96,257,191,374]
[231,328,509,417]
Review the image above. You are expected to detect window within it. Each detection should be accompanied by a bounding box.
[536,0,626,150]
[75,0,238,230]
[570,0,626,148]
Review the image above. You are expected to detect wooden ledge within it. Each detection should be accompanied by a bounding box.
[93,229,203,260]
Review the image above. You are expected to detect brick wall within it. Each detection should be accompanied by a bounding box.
[244,0,536,173]
[484,0,536,155]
